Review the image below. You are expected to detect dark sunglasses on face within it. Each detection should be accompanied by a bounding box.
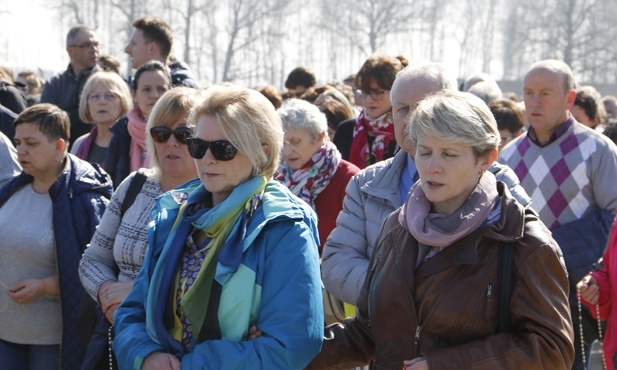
[186,137,238,161]
[150,126,192,144]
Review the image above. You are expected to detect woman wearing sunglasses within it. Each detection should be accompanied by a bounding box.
[105,61,171,187]
[78,87,202,369]
[71,71,133,167]
[112,85,323,370]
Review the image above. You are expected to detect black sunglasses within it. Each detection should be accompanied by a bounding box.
[186,137,238,161]
[150,126,192,144]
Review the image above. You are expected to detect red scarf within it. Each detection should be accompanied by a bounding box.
[349,109,395,169]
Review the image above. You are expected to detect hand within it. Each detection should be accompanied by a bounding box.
[105,303,120,324]
[403,357,429,370]
[8,279,46,304]
[141,352,181,370]
[577,275,599,305]
[247,323,263,340]
[98,280,133,314]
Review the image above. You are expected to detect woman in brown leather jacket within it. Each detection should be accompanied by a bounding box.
[307,90,574,370]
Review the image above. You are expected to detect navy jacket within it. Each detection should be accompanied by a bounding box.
[0,154,113,370]
[40,64,99,147]
[105,116,131,188]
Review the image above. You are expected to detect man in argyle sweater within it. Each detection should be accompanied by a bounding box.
[499,59,617,370]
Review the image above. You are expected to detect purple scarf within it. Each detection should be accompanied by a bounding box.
[398,171,498,248]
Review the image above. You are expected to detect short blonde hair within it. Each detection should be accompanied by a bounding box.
[146,87,205,180]
[79,71,132,123]
[408,90,499,157]
[188,85,283,179]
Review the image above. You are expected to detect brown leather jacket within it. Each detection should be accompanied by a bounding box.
[308,182,574,370]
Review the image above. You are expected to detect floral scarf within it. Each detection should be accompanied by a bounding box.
[279,141,341,210]
[349,109,395,169]
[398,171,499,249]
[127,108,150,171]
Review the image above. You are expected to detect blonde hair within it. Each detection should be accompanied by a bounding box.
[188,85,283,179]
[79,71,132,123]
[146,87,205,181]
[408,90,499,157]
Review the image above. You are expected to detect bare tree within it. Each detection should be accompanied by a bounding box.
[319,0,416,56]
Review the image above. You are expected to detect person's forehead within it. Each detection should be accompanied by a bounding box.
[523,67,563,88]
[392,78,440,104]
[75,30,97,42]
[130,28,145,42]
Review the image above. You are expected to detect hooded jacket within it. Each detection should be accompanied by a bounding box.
[0,154,112,370]
[113,179,324,370]
[309,182,574,370]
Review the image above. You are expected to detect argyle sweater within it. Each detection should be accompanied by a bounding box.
[498,120,617,231]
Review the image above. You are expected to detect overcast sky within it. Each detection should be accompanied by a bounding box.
[2,1,69,76]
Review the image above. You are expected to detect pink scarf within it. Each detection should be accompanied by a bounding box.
[127,108,150,172]
[398,171,499,248]
[349,109,395,169]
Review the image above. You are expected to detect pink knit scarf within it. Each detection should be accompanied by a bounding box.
[127,108,150,172]
[398,171,498,248]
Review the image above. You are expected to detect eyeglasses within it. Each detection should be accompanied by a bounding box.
[69,41,100,49]
[150,126,192,144]
[186,137,238,161]
[88,92,118,102]
[355,89,387,101]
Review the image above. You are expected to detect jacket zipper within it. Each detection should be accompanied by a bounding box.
[485,283,493,320]
[414,325,422,354]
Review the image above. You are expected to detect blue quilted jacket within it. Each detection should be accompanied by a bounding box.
[0,154,113,370]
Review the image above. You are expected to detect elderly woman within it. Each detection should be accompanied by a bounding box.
[113,85,323,370]
[78,87,202,369]
[308,91,574,370]
[106,61,171,187]
[277,99,359,253]
[0,104,112,370]
[334,54,408,168]
[71,71,133,166]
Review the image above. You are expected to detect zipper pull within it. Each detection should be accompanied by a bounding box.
[414,325,421,345]
[487,283,493,299]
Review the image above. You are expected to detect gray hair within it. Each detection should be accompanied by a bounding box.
[528,59,576,93]
[66,25,96,46]
[278,98,328,139]
[393,62,458,95]
[408,90,499,157]
[468,81,503,105]
[462,72,496,92]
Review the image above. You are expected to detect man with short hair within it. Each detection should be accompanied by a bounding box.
[322,62,529,307]
[498,59,617,370]
[40,25,100,147]
[284,66,316,98]
[124,16,199,88]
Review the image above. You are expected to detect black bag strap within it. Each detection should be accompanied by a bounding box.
[120,169,147,217]
[497,241,515,333]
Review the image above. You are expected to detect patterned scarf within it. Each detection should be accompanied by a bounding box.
[176,176,266,343]
[279,141,341,210]
[398,171,499,248]
[127,108,150,171]
[349,109,395,169]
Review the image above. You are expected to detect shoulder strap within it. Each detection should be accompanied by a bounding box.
[497,241,515,332]
[120,169,148,217]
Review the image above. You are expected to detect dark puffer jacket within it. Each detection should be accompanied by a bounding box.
[0,154,112,370]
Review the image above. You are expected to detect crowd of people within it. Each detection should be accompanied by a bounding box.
[3,14,617,370]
